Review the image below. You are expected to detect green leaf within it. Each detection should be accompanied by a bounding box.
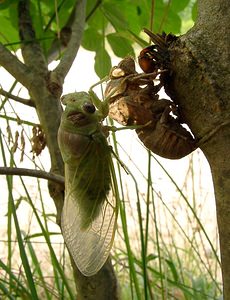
[168,0,190,12]
[0,8,19,47]
[0,259,31,297]
[135,0,182,34]
[86,2,108,31]
[101,2,128,31]
[107,33,134,58]
[146,253,158,262]
[94,48,111,79]
[192,0,197,22]
[133,0,153,30]
[105,1,142,34]
[0,0,17,10]
[53,0,76,29]
[164,10,181,33]
[24,232,60,240]
[40,0,75,30]
[82,27,103,51]
[165,259,179,282]
[154,0,182,33]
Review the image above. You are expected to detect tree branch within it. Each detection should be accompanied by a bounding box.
[0,88,35,107]
[54,0,87,83]
[18,0,47,76]
[0,43,32,88]
[0,114,38,127]
[0,167,64,185]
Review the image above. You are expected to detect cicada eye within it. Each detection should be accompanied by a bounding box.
[83,102,96,114]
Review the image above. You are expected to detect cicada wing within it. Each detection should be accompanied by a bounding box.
[61,140,118,277]
[62,187,117,276]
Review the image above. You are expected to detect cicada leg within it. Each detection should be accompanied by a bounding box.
[88,76,129,121]
[88,76,111,120]
[104,121,152,134]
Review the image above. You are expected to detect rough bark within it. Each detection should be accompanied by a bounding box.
[167,0,230,298]
[73,258,119,300]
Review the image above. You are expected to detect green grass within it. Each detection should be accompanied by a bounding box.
[110,137,222,300]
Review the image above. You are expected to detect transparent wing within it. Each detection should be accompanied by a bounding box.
[62,188,117,276]
[61,141,118,277]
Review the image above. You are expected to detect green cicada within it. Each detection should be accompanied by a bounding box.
[58,90,118,276]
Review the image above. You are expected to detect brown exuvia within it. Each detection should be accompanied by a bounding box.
[105,56,197,159]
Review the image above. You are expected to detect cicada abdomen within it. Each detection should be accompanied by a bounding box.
[136,113,197,159]
[58,92,118,276]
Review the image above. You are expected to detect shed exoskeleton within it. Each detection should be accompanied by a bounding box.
[105,56,197,159]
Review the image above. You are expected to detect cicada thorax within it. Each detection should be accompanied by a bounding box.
[58,127,91,161]
[105,57,160,126]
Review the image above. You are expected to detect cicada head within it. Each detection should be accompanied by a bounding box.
[138,45,160,73]
[60,92,100,135]
[139,29,178,74]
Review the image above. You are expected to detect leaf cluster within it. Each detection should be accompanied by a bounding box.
[0,0,197,78]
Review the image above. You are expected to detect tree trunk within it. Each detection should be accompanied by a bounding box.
[73,257,119,300]
[166,0,230,298]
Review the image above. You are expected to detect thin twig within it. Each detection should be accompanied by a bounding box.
[0,167,64,185]
[54,0,87,82]
[0,114,38,126]
[0,88,35,107]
